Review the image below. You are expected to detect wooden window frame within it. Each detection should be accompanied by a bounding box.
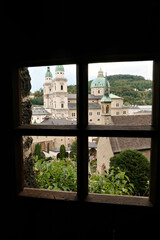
[12,57,160,208]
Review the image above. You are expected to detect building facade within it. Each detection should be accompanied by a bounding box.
[43,65,129,124]
[34,66,151,165]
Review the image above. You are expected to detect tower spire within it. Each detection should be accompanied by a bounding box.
[98,67,104,78]
[101,74,111,102]
[100,74,112,125]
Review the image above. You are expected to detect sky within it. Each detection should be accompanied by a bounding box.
[29,61,153,93]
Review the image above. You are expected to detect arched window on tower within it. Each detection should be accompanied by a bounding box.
[61,85,63,90]
[106,105,109,114]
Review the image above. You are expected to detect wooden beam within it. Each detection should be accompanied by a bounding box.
[77,63,88,200]
[150,60,160,206]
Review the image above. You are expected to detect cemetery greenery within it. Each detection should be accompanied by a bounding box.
[33,143,135,195]
[110,149,150,196]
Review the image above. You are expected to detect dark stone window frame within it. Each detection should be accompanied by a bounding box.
[12,58,160,208]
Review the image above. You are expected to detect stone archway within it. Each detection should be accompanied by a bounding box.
[89,148,97,158]
[57,151,69,159]
[57,152,60,159]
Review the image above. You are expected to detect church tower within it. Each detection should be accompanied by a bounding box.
[100,73,112,125]
[97,74,112,174]
[43,66,53,110]
[52,65,68,119]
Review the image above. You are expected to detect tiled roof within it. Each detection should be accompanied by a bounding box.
[32,107,51,115]
[111,115,151,126]
[110,137,151,153]
[40,118,76,125]
[110,115,151,153]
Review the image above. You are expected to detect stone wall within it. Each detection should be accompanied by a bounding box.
[21,68,37,188]
[97,137,114,174]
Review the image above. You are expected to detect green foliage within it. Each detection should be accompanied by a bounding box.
[70,140,77,158]
[34,158,77,191]
[59,144,66,160]
[67,85,77,94]
[89,167,134,195]
[90,159,97,173]
[110,149,150,196]
[34,143,42,160]
[34,156,134,195]
[30,88,44,105]
[34,88,43,97]
[30,96,43,105]
[89,74,152,105]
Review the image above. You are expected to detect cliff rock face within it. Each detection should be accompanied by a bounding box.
[21,68,32,125]
[20,67,37,188]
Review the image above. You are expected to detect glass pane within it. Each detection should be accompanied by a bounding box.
[20,64,77,125]
[88,61,153,125]
[23,136,77,192]
[88,136,151,197]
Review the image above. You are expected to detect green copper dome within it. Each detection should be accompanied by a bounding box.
[91,77,105,88]
[55,65,64,71]
[91,68,109,88]
[45,67,53,78]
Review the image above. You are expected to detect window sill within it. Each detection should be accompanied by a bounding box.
[87,193,152,207]
[19,188,152,207]
[19,188,78,201]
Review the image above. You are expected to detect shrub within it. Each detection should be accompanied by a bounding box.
[70,140,77,159]
[34,158,77,191]
[34,143,42,160]
[89,167,134,195]
[59,144,66,160]
[110,149,150,196]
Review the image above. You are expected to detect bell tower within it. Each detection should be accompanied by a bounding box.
[52,65,68,119]
[43,66,52,109]
[101,73,112,125]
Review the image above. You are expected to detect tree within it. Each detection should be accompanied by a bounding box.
[34,143,42,160]
[70,139,77,159]
[110,149,150,196]
[59,144,66,160]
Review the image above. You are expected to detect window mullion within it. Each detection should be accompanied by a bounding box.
[77,63,88,200]
[150,60,160,206]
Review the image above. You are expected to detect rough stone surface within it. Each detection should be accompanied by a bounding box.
[22,98,32,124]
[23,152,37,188]
[20,68,37,188]
[21,67,31,98]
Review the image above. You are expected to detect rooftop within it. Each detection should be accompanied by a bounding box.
[55,65,64,72]
[32,107,51,115]
[68,93,121,99]
[110,115,151,153]
[45,67,52,78]
[40,118,76,125]
[111,115,151,126]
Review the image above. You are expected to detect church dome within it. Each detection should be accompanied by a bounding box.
[45,67,53,78]
[55,65,64,72]
[91,77,105,88]
[91,68,107,88]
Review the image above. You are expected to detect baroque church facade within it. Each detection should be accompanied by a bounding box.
[43,65,129,124]
[32,66,151,173]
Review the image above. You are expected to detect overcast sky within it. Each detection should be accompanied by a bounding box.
[29,61,153,92]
